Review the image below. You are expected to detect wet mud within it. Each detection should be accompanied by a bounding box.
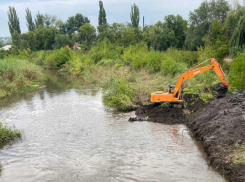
[130,86,245,182]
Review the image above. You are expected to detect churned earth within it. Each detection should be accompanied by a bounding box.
[130,85,245,182]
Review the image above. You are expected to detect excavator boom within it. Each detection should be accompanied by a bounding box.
[151,58,229,103]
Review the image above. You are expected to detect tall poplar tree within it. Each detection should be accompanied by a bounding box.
[8,6,21,36]
[130,4,140,28]
[26,8,35,31]
[98,1,107,25]
[35,12,44,28]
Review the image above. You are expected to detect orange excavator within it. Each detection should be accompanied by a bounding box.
[151,58,229,103]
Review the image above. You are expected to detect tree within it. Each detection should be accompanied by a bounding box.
[55,20,67,34]
[12,31,21,49]
[98,1,107,25]
[79,23,96,48]
[130,4,140,28]
[66,14,90,36]
[8,6,21,36]
[26,8,35,31]
[203,19,229,58]
[185,0,230,50]
[226,6,245,56]
[164,15,187,49]
[33,27,59,50]
[54,34,73,49]
[43,14,57,27]
[35,12,44,28]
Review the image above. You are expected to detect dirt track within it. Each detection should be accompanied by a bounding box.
[130,93,245,182]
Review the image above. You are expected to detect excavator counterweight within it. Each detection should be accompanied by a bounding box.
[151,58,229,103]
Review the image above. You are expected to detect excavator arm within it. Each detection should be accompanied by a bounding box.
[151,58,229,103]
[172,58,229,96]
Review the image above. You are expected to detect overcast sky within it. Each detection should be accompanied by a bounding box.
[0,0,240,37]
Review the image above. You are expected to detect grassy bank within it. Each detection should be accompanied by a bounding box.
[0,58,44,147]
[0,59,44,98]
[4,42,232,111]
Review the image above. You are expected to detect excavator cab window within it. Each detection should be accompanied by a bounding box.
[168,85,175,93]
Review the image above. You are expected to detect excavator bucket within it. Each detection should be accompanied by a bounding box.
[212,83,228,98]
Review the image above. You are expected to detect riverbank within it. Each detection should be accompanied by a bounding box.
[0,59,44,147]
[131,93,245,182]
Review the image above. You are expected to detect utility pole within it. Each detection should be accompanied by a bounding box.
[143,16,145,28]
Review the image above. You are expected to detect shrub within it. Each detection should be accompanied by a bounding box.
[43,48,72,69]
[0,59,43,98]
[228,50,245,89]
[68,54,94,76]
[0,122,21,147]
[103,77,136,111]
[90,40,124,63]
[161,55,188,76]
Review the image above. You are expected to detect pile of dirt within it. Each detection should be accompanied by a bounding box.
[187,92,245,182]
[130,92,245,182]
[130,94,205,124]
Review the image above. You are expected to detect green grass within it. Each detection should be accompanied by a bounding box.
[19,82,40,92]
[231,145,245,165]
[0,122,22,147]
[0,59,44,98]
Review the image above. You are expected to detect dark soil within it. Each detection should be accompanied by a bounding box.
[130,91,245,182]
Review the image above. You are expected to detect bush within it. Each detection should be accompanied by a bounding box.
[0,122,21,147]
[68,54,94,76]
[0,59,43,98]
[161,55,188,76]
[229,50,245,89]
[90,40,124,63]
[43,48,72,68]
[103,77,136,111]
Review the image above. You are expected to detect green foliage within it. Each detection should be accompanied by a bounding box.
[161,55,188,76]
[203,19,229,58]
[103,77,136,111]
[54,34,73,49]
[90,40,124,63]
[164,15,187,49]
[185,0,230,50]
[0,122,21,147]
[130,4,140,28]
[68,54,94,76]
[43,48,72,68]
[66,14,90,36]
[98,1,107,25]
[226,6,245,57]
[142,21,179,51]
[231,144,245,165]
[79,23,96,49]
[228,50,245,89]
[8,6,21,36]
[0,59,43,98]
[35,12,44,28]
[26,8,35,32]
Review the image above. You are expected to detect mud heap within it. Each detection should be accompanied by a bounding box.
[130,91,245,182]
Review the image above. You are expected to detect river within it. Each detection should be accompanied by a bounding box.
[0,73,227,182]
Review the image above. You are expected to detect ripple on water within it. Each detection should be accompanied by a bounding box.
[0,76,228,182]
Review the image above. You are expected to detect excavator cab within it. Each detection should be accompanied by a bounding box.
[168,85,175,93]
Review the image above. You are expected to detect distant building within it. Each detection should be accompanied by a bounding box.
[223,56,233,65]
[0,45,12,51]
[73,43,81,50]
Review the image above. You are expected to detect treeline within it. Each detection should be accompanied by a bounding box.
[6,0,245,58]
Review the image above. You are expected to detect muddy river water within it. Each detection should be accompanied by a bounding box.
[0,73,228,182]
